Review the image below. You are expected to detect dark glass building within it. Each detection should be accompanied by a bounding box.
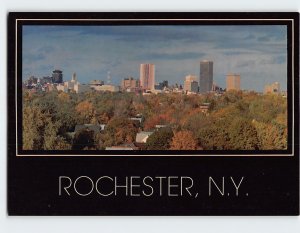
[199,60,213,93]
[52,69,63,83]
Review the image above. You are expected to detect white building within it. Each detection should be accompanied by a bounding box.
[56,73,91,93]
[74,83,91,93]
[92,84,120,92]
[184,74,198,93]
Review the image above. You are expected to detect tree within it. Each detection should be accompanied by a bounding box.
[181,111,209,132]
[75,100,95,123]
[23,106,48,150]
[146,127,174,150]
[22,89,287,151]
[23,104,72,150]
[253,120,287,150]
[98,117,138,148]
[143,115,164,130]
[228,118,260,150]
[170,130,198,150]
[196,121,231,150]
[58,92,70,102]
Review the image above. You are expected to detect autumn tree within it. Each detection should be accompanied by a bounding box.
[22,88,287,151]
[98,117,138,148]
[58,92,70,102]
[170,130,198,150]
[75,100,95,124]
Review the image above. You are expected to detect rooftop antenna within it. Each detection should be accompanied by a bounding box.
[107,71,111,85]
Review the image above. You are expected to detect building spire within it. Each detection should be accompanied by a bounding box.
[72,72,77,82]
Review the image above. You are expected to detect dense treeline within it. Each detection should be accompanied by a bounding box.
[23,89,287,151]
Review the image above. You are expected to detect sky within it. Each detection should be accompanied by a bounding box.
[22,25,287,91]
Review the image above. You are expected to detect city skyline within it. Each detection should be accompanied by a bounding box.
[23,25,287,91]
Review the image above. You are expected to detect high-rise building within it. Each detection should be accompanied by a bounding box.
[264,82,280,94]
[140,64,155,90]
[121,77,139,90]
[184,75,198,93]
[52,69,63,83]
[61,72,78,90]
[199,60,213,93]
[185,75,197,82]
[226,73,241,91]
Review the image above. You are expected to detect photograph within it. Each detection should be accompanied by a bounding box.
[8,12,297,157]
[20,22,291,154]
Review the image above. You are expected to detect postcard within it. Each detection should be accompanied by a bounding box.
[7,12,299,215]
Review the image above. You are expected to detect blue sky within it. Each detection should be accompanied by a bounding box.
[22,25,287,91]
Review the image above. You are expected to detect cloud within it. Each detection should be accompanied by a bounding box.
[257,35,271,42]
[137,52,206,61]
[236,60,256,68]
[25,53,46,63]
[22,25,288,91]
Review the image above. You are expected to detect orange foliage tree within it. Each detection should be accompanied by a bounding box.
[170,130,198,150]
[75,100,95,123]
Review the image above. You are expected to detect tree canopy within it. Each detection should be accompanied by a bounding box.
[22,90,288,151]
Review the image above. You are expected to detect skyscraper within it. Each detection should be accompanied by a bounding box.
[226,73,241,91]
[121,77,139,91]
[184,75,198,93]
[140,64,155,90]
[199,60,213,93]
[52,69,63,83]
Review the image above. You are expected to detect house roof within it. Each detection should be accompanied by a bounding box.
[136,131,153,143]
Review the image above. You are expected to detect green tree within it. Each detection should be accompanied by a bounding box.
[196,121,231,150]
[23,106,48,150]
[253,120,287,150]
[228,118,260,150]
[98,117,138,148]
[146,127,174,150]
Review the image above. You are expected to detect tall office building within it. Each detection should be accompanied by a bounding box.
[184,75,198,93]
[52,69,63,83]
[121,77,140,91]
[226,73,241,91]
[199,60,213,93]
[185,75,197,82]
[140,64,155,90]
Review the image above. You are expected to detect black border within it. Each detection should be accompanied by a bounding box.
[7,12,299,216]
[10,12,298,156]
